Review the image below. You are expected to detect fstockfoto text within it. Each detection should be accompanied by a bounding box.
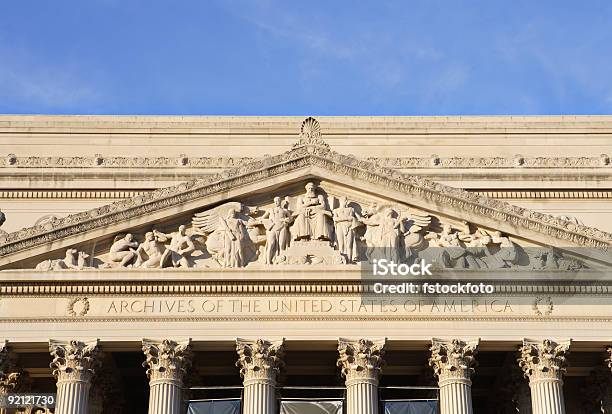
[373,282,495,294]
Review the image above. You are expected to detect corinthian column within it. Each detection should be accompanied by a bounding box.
[236,338,284,414]
[0,341,24,414]
[337,338,386,414]
[604,347,612,414]
[142,339,192,414]
[429,338,479,414]
[49,339,99,414]
[518,339,570,414]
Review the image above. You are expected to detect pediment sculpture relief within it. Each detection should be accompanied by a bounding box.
[30,181,587,271]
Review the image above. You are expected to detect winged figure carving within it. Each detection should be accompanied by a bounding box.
[192,202,262,267]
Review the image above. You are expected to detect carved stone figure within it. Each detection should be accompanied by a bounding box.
[401,210,432,264]
[193,202,260,268]
[460,229,493,269]
[531,246,584,271]
[333,197,360,262]
[157,225,195,268]
[35,248,90,271]
[360,207,401,262]
[260,197,292,264]
[360,202,379,261]
[490,231,519,267]
[135,230,168,268]
[0,209,7,242]
[109,234,139,267]
[426,224,475,268]
[291,182,333,241]
[219,208,252,268]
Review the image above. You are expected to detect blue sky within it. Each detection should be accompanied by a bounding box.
[1,0,612,115]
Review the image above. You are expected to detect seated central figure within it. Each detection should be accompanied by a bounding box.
[291,182,333,241]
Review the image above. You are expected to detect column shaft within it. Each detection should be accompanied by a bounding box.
[338,338,385,414]
[148,380,183,414]
[439,380,472,414]
[49,340,99,414]
[55,381,90,414]
[530,380,565,414]
[346,380,378,414]
[429,338,479,414]
[243,380,275,414]
[236,339,284,414]
[142,339,192,414]
[518,339,570,414]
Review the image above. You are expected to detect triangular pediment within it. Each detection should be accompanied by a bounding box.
[1,119,611,270]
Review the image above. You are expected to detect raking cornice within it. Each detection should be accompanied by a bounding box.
[0,141,611,261]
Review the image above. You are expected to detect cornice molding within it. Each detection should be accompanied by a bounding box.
[2,154,610,169]
[2,189,611,201]
[1,137,611,259]
[372,155,611,169]
[0,279,609,296]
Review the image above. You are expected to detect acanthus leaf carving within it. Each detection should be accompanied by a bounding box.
[518,339,571,382]
[49,339,100,383]
[235,338,284,383]
[0,341,26,395]
[429,338,479,383]
[142,339,192,384]
[337,338,386,384]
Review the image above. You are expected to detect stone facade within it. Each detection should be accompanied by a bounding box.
[0,115,610,413]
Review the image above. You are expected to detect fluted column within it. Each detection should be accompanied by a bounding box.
[142,339,192,414]
[49,339,100,414]
[337,338,386,414]
[236,338,284,414]
[0,341,25,414]
[603,347,612,414]
[429,338,479,414]
[518,339,570,414]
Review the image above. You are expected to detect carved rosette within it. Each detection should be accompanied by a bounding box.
[236,339,284,385]
[518,339,571,384]
[429,338,479,385]
[337,338,386,386]
[49,340,99,384]
[142,339,192,386]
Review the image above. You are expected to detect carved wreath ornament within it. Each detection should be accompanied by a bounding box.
[532,296,554,316]
[67,297,90,317]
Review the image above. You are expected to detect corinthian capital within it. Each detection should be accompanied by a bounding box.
[337,338,386,384]
[142,339,192,384]
[236,338,284,384]
[429,338,479,383]
[0,341,24,394]
[518,339,571,382]
[49,339,100,383]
